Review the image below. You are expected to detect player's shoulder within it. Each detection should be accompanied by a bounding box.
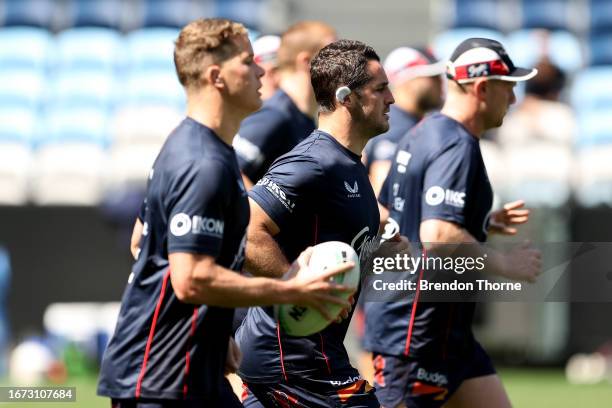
[413,113,475,152]
[239,91,294,130]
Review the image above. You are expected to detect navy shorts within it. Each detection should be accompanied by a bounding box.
[243,376,379,408]
[372,341,495,408]
[110,379,242,408]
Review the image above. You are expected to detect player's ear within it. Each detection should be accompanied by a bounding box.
[204,65,224,89]
[473,78,487,100]
[295,51,311,72]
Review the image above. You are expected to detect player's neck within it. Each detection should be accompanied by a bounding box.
[317,113,367,155]
[186,92,242,146]
[441,101,484,139]
[279,72,318,118]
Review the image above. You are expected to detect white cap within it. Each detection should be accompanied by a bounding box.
[384,47,446,85]
[253,35,281,65]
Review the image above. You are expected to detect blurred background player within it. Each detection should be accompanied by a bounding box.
[236,39,394,407]
[252,34,281,101]
[364,38,542,408]
[363,46,445,197]
[233,21,337,189]
[97,18,354,408]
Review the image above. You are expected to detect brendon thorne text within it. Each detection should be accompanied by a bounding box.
[371,279,522,292]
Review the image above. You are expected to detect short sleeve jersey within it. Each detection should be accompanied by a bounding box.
[364,113,493,358]
[233,89,315,183]
[98,118,249,400]
[362,105,419,171]
[236,130,380,383]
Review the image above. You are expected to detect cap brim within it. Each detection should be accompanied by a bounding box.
[495,67,538,82]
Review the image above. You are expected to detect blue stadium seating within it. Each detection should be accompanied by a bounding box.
[43,106,110,147]
[214,0,263,29]
[66,0,123,29]
[0,107,38,145]
[507,29,583,73]
[433,28,506,61]
[0,0,54,28]
[53,27,124,73]
[576,110,612,147]
[451,0,502,30]
[0,27,52,71]
[126,28,179,72]
[590,0,612,34]
[140,0,196,28]
[521,0,570,30]
[0,69,46,110]
[123,70,184,110]
[49,71,117,111]
[571,67,612,112]
[589,33,612,66]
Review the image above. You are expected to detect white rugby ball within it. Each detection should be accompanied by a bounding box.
[276,241,360,337]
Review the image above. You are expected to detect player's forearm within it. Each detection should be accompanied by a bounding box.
[245,228,290,278]
[175,262,294,307]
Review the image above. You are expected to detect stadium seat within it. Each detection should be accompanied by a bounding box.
[65,0,123,29]
[589,0,612,35]
[0,27,52,71]
[0,69,46,110]
[449,0,506,31]
[521,0,572,31]
[30,143,108,205]
[49,70,117,111]
[106,144,162,188]
[125,28,179,72]
[214,0,264,29]
[0,0,55,28]
[589,33,612,66]
[139,0,197,28]
[111,105,182,147]
[574,146,612,207]
[124,70,185,110]
[575,110,612,147]
[504,144,573,207]
[432,28,506,61]
[506,29,583,73]
[571,67,612,113]
[0,143,31,204]
[0,107,38,145]
[53,27,124,73]
[42,106,110,147]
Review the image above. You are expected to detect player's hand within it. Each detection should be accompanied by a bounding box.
[335,294,355,323]
[500,241,542,283]
[285,247,356,322]
[489,200,530,235]
[224,337,242,375]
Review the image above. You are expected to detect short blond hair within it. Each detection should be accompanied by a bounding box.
[174,18,248,89]
[277,21,336,71]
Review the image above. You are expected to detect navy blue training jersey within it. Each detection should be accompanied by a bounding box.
[98,118,249,401]
[363,113,493,358]
[363,105,419,172]
[233,89,315,183]
[236,130,380,383]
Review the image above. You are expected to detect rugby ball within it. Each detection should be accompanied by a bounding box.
[276,241,360,337]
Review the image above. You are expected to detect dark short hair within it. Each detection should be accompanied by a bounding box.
[525,58,565,100]
[310,39,380,111]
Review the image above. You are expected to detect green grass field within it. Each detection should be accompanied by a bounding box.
[1,369,610,407]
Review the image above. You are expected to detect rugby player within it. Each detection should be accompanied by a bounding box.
[363,38,542,408]
[233,21,336,189]
[97,19,354,408]
[235,39,395,407]
[363,47,444,198]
